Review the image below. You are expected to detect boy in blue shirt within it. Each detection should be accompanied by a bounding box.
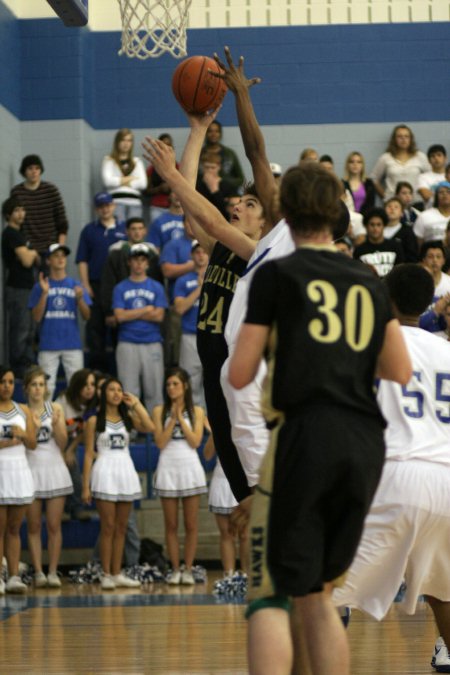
[29,243,91,398]
[113,244,168,413]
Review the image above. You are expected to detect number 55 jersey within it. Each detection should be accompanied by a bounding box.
[377,326,450,464]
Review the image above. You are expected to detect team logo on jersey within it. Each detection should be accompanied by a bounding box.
[37,426,51,443]
[1,424,13,439]
[132,297,147,309]
[110,433,126,450]
[53,295,67,310]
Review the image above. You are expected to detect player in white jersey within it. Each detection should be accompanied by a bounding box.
[333,264,450,673]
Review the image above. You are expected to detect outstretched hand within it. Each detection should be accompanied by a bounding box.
[142,137,177,180]
[212,46,261,94]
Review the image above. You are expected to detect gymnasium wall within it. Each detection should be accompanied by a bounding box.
[0,0,449,359]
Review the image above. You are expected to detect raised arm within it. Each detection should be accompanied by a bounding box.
[213,47,279,227]
[143,138,257,261]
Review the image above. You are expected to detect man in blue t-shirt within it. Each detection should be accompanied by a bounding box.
[147,191,185,252]
[173,240,209,406]
[28,243,92,398]
[113,244,168,413]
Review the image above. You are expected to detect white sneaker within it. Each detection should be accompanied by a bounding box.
[432,637,450,672]
[34,572,47,588]
[167,570,181,585]
[113,573,141,588]
[101,575,116,590]
[6,576,27,594]
[181,569,195,585]
[47,573,62,588]
[0,578,5,595]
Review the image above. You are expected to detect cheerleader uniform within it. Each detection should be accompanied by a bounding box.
[26,402,73,499]
[153,411,207,498]
[90,419,141,502]
[208,459,238,515]
[0,402,34,505]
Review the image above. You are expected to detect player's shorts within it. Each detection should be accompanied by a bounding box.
[333,459,450,620]
[247,404,385,611]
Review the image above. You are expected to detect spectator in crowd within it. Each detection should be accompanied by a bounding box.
[56,369,96,520]
[417,144,447,208]
[24,366,71,588]
[204,119,245,192]
[413,181,450,245]
[28,244,91,399]
[444,220,450,272]
[145,133,179,224]
[112,244,167,414]
[76,192,127,371]
[334,235,354,257]
[174,240,209,407]
[196,151,235,220]
[1,197,39,377]
[299,147,319,163]
[0,366,37,595]
[270,162,283,184]
[384,197,419,262]
[342,151,376,215]
[435,299,450,341]
[418,241,450,334]
[371,124,430,203]
[101,217,162,332]
[147,191,185,253]
[319,154,334,173]
[354,207,404,277]
[395,181,421,228]
[10,154,69,258]
[101,128,147,221]
[446,163,450,182]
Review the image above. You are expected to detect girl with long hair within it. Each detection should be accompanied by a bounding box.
[342,151,376,216]
[55,368,96,519]
[101,128,147,221]
[0,366,37,594]
[24,366,72,588]
[152,367,207,585]
[82,378,154,590]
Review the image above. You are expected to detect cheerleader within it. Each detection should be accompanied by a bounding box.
[24,366,72,588]
[0,366,37,595]
[82,378,154,590]
[152,368,207,585]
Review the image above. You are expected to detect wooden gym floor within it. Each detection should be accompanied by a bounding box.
[0,575,439,674]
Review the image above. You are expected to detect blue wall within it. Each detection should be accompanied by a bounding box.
[6,19,450,129]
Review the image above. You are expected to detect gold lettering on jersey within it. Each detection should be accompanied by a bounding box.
[197,292,224,334]
[250,526,264,588]
[203,264,240,292]
[307,280,375,351]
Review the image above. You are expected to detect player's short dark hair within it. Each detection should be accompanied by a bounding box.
[126,217,145,229]
[427,144,446,159]
[385,264,434,316]
[2,197,22,220]
[363,207,388,227]
[419,240,446,261]
[280,163,342,234]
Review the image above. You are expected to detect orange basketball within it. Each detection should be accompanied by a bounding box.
[172,55,227,114]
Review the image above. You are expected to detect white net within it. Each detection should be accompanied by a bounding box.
[117,0,192,60]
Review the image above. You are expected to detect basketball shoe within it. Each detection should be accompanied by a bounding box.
[432,637,450,673]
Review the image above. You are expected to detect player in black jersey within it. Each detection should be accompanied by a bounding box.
[229,163,412,675]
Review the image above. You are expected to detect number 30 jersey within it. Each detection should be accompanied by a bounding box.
[377,326,450,464]
[197,242,247,365]
[245,245,392,418]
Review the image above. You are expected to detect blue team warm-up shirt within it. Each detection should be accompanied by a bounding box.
[112,277,168,344]
[75,220,127,281]
[173,272,200,334]
[28,277,92,351]
[147,213,185,250]
[160,235,193,303]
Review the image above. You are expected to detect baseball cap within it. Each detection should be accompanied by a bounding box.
[46,243,71,256]
[436,181,450,191]
[94,192,114,207]
[270,162,282,177]
[191,240,201,251]
[128,243,150,258]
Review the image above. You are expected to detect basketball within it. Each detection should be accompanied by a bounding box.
[172,55,227,114]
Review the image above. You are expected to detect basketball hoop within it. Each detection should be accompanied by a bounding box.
[117,0,192,60]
